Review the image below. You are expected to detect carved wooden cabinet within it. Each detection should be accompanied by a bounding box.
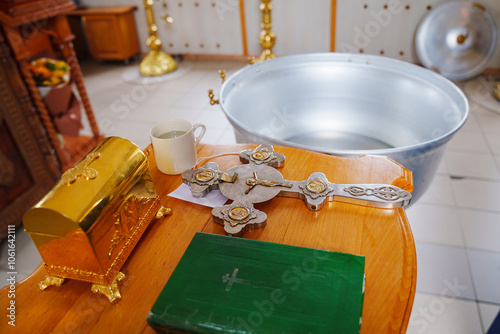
[0,0,103,172]
[0,0,104,238]
[69,6,140,62]
[0,29,59,239]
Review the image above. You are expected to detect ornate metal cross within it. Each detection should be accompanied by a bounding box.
[182,145,412,237]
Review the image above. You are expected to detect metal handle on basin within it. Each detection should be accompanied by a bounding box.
[207,70,226,105]
[208,89,219,105]
[219,69,226,83]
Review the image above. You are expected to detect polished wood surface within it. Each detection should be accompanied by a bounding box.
[68,6,140,61]
[0,144,416,333]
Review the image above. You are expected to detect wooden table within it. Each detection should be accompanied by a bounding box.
[0,144,416,333]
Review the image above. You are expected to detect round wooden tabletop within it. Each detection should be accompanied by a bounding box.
[0,144,416,333]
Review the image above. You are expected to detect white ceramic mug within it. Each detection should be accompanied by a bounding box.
[150,119,206,175]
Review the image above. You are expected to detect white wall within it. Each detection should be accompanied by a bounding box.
[336,0,500,68]
[79,0,500,68]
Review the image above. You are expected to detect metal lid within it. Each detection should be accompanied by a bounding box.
[416,1,498,81]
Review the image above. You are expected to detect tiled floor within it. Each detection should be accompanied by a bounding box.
[1,57,499,333]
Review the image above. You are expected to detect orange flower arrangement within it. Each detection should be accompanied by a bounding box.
[29,58,70,87]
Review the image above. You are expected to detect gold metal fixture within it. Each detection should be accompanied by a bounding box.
[156,206,173,219]
[61,152,100,184]
[207,70,226,105]
[494,84,500,101]
[39,275,65,291]
[219,69,226,84]
[91,272,126,303]
[208,90,219,105]
[140,0,178,76]
[457,33,469,45]
[160,0,174,23]
[256,0,276,62]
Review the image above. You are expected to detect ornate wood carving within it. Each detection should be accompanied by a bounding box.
[0,28,57,239]
[0,0,103,170]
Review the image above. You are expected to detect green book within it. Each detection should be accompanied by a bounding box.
[148,233,365,334]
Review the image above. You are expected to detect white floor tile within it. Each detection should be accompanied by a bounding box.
[446,130,491,154]
[476,111,500,134]
[104,119,157,149]
[460,209,500,252]
[201,127,226,144]
[196,107,231,129]
[479,303,500,332]
[445,151,500,180]
[134,84,184,108]
[82,61,136,95]
[468,249,500,304]
[418,175,456,207]
[406,203,464,247]
[86,84,133,118]
[216,127,237,145]
[126,103,180,123]
[484,132,500,156]
[0,226,42,288]
[407,292,482,334]
[436,157,448,175]
[451,179,500,212]
[459,112,482,133]
[174,90,215,110]
[415,242,475,300]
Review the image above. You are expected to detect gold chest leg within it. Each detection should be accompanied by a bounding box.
[90,272,126,303]
[38,275,65,291]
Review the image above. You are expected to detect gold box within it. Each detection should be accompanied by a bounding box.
[24,137,169,302]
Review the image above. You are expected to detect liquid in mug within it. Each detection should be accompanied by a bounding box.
[157,130,187,139]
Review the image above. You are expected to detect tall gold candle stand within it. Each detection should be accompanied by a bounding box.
[139,0,177,76]
[257,0,276,62]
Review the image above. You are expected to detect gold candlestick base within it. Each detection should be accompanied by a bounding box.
[257,49,276,62]
[255,0,276,63]
[139,50,178,77]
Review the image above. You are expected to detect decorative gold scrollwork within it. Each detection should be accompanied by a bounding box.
[252,149,271,161]
[306,180,327,194]
[108,196,155,259]
[229,207,250,221]
[61,152,100,185]
[221,202,258,227]
[196,170,215,182]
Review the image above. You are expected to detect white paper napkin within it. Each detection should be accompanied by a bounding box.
[167,183,228,208]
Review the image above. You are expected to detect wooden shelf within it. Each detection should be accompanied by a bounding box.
[0,0,103,172]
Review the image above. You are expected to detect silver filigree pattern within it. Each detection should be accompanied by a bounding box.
[343,185,412,202]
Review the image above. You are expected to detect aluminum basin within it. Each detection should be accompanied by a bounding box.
[219,53,469,203]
